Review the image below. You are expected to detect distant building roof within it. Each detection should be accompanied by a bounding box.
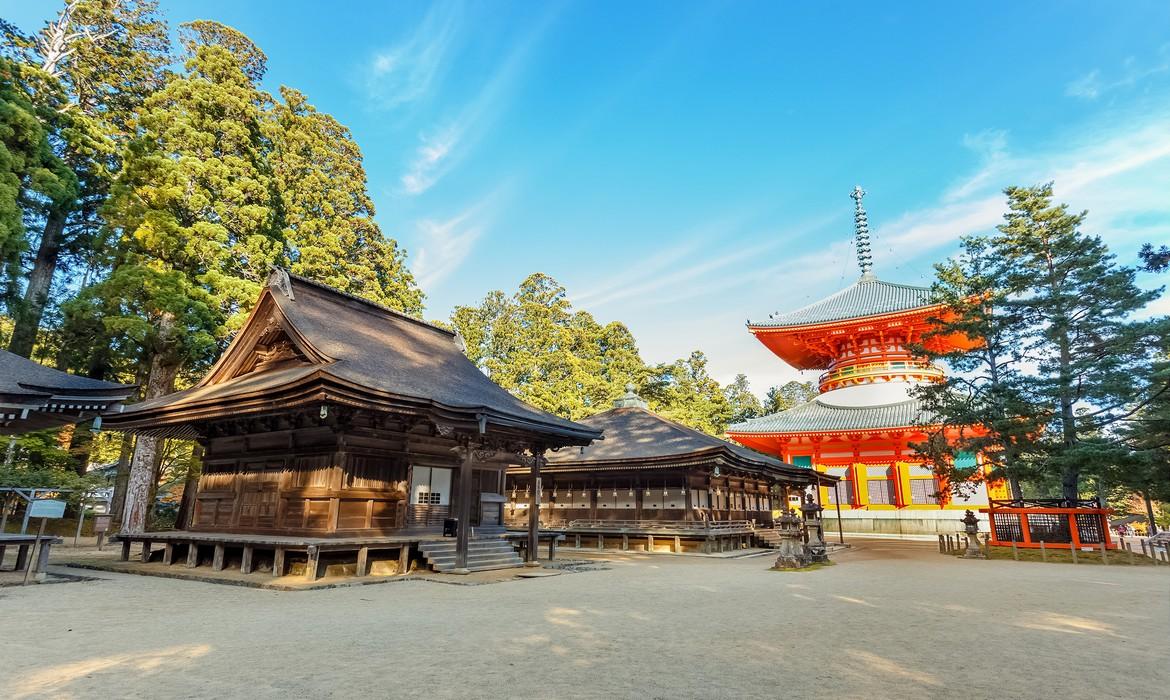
[0,350,135,434]
[729,396,933,435]
[537,392,828,484]
[103,271,600,446]
[750,276,934,329]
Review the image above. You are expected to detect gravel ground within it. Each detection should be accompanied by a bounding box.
[1,539,1166,699]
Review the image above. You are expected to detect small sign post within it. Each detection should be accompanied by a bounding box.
[93,514,112,551]
[23,499,65,585]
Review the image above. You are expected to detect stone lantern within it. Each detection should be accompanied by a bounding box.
[771,508,810,570]
[961,509,986,559]
[800,492,829,563]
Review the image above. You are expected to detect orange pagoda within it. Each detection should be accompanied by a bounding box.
[728,187,1008,536]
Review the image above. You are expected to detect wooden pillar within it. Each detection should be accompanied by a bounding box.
[356,546,369,577]
[574,533,581,548]
[527,447,544,564]
[622,534,629,551]
[162,543,175,566]
[241,546,254,574]
[674,535,681,553]
[15,544,29,570]
[186,543,199,568]
[212,544,225,571]
[398,544,411,574]
[120,538,131,562]
[305,545,320,581]
[647,534,654,552]
[455,443,475,572]
[598,534,605,550]
[139,540,152,563]
[548,537,557,560]
[272,547,285,577]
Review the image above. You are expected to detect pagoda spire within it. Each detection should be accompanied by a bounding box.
[850,185,875,280]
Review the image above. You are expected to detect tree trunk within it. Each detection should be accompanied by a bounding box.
[121,337,180,535]
[110,433,133,521]
[7,209,67,358]
[174,444,204,530]
[1144,490,1158,536]
[1008,475,1022,501]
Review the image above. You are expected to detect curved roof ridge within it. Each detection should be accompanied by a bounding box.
[283,271,454,337]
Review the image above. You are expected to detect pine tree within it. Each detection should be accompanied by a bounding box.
[267,86,423,315]
[644,351,732,435]
[911,236,1042,499]
[994,184,1167,500]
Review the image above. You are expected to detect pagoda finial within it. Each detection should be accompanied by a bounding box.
[850,186,874,280]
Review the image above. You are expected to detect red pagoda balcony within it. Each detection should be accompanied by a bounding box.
[818,359,944,393]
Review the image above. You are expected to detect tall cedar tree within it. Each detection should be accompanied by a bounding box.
[911,236,1043,499]
[99,23,284,533]
[5,0,168,358]
[0,56,75,318]
[267,86,423,315]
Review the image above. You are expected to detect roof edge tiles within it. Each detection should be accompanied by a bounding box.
[727,397,937,435]
[748,277,935,329]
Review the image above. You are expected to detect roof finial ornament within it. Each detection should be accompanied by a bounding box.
[613,383,649,409]
[267,267,295,300]
[850,185,875,281]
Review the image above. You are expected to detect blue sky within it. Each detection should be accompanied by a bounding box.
[6,1,1170,393]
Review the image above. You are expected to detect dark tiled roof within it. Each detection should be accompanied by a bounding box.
[546,406,819,482]
[107,273,600,444]
[729,397,934,434]
[750,276,933,328]
[1,350,134,434]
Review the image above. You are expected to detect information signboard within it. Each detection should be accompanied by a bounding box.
[28,499,66,519]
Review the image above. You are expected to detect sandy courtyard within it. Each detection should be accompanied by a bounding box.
[1,539,1167,699]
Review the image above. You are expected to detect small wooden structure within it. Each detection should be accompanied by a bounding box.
[1,349,133,434]
[505,386,832,553]
[982,498,1116,550]
[103,271,601,577]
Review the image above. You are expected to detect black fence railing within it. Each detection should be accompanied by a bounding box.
[989,498,1102,510]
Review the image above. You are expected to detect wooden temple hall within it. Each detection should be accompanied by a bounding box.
[104,270,601,578]
[504,386,833,553]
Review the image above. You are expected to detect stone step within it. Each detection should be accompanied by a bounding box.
[418,543,516,556]
[423,557,524,568]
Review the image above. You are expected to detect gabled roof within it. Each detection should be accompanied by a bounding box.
[729,396,933,435]
[1,350,135,434]
[103,271,601,446]
[540,403,825,484]
[749,276,934,329]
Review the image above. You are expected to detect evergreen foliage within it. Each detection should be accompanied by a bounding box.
[915,183,1169,501]
[451,273,736,434]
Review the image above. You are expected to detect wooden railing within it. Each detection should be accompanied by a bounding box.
[819,359,943,391]
[564,519,756,534]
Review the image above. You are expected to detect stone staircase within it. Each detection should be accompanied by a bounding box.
[417,538,525,573]
[755,529,784,548]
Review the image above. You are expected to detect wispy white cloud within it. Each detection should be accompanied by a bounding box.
[873,108,1170,272]
[410,185,512,290]
[400,126,459,195]
[398,5,563,196]
[1065,46,1170,100]
[364,2,460,111]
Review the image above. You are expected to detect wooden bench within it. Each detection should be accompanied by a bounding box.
[504,531,565,562]
[0,533,64,579]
